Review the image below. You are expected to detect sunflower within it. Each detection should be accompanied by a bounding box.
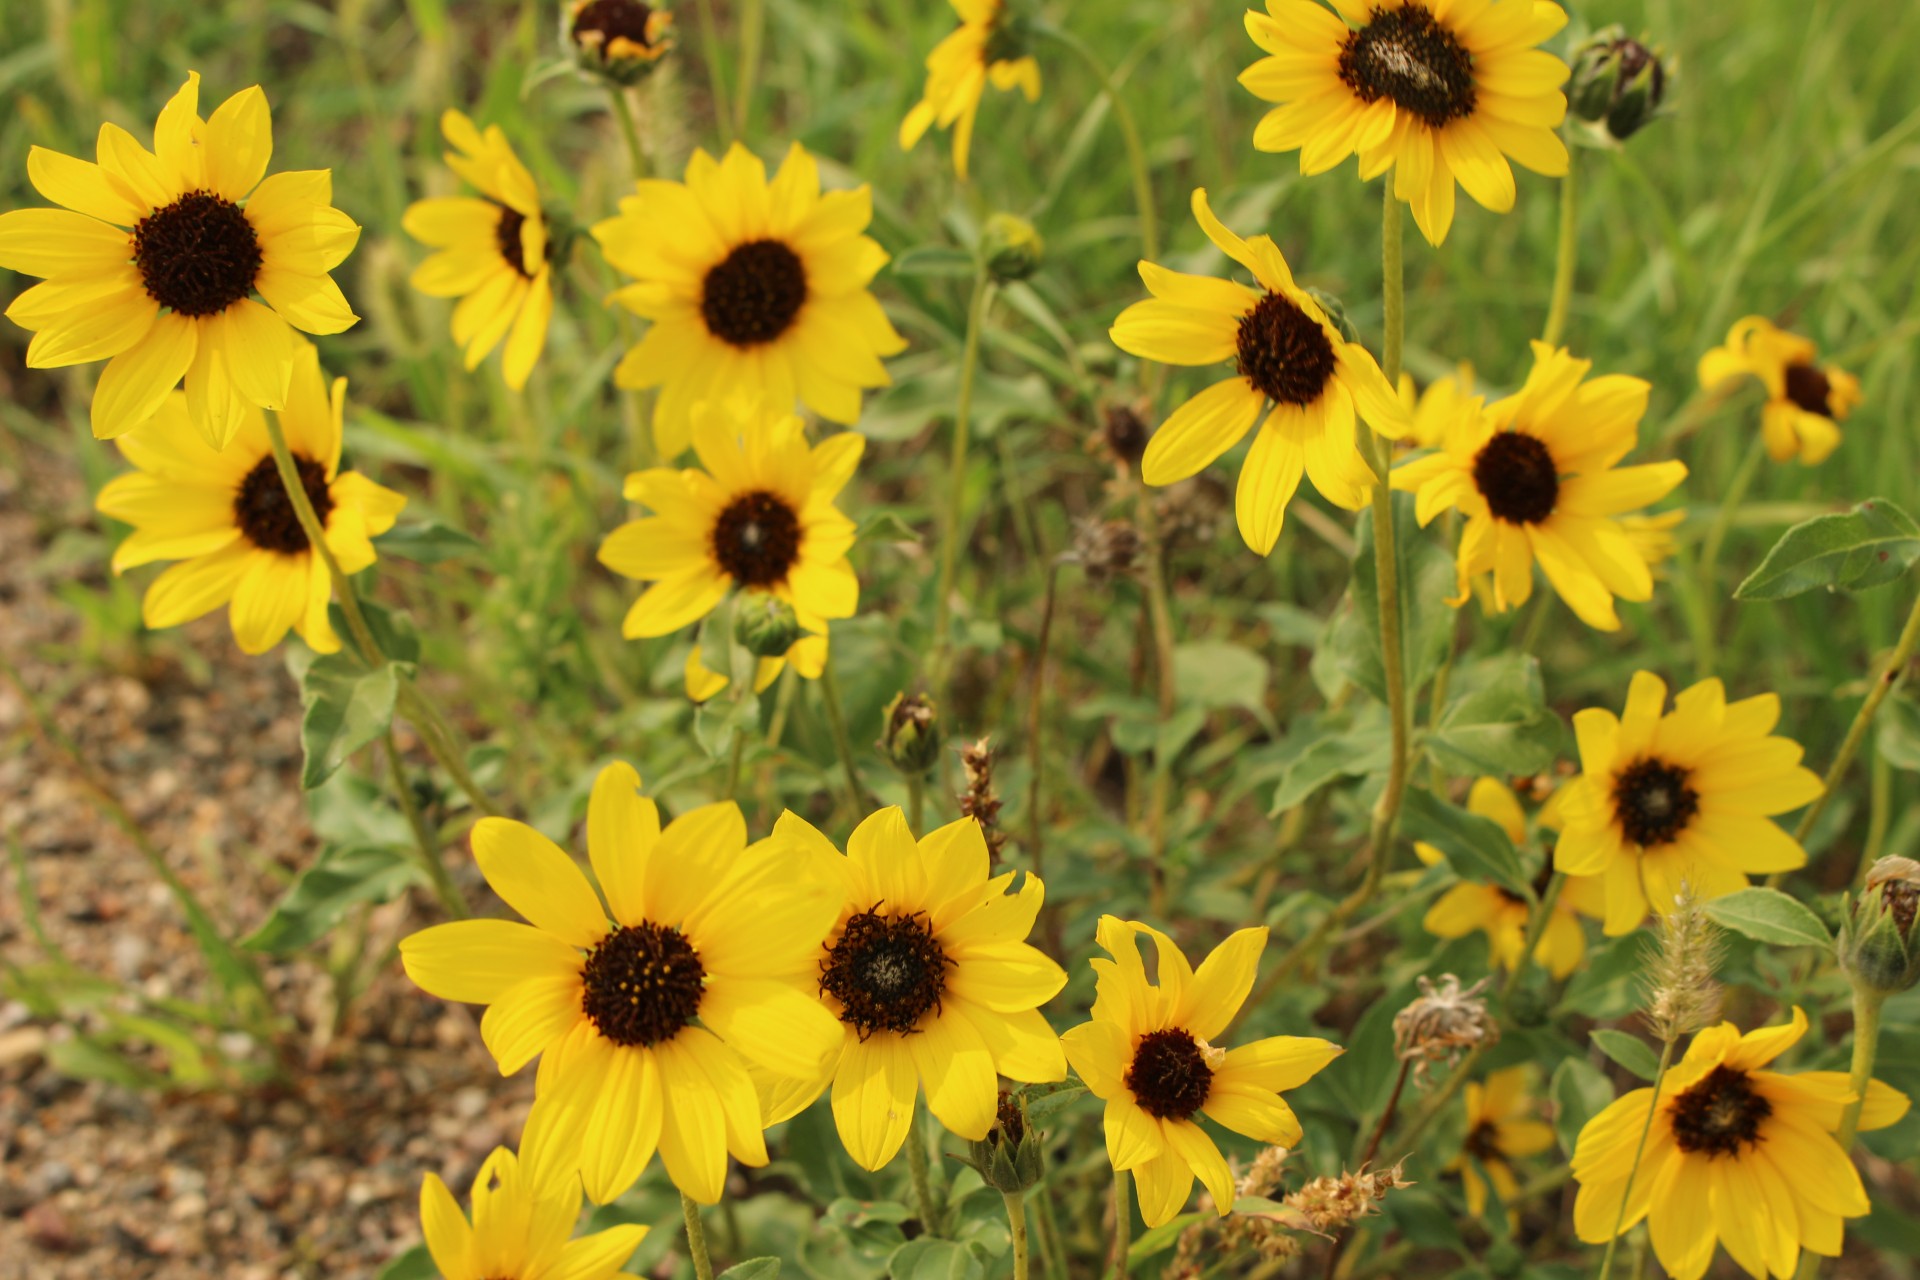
[1416,776,1603,979]
[0,71,360,447]
[598,401,862,641]
[1061,916,1342,1228]
[685,633,828,702]
[1573,1007,1910,1280]
[402,111,555,392]
[1699,316,1861,466]
[1240,0,1572,246]
[1552,671,1823,936]
[752,808,1067,1170]
[1396,364,1477,449]
[1109,189,1408,555]
[1389,342,1687,631]
[399,762,845,1205]
[592,142,907,459]
[1450,1065,1555,1219]
[899,0,1041,180]
[419,1145,647,1280]
[94,339,403,656]
[567,0,675,83]
[1622,509,1685,573]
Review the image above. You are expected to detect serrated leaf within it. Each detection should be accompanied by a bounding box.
[1399,787,1530,896]
[298,655,400,788]
[376,518,483,563]
[242,842,426,954]
[719,1261,782,1279]
[374,1244,436,1280]
[1591,1028,1660,1081]
[1551,1057,1617,1157]
[1703,887,1832,947]
[1735,498,1920,600]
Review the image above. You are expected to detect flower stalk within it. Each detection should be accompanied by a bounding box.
[906,1102,942,1235]
[930,264,994,689]
[1110,1168,1132,1280]
[681,1190,716,1280]
[1594,1037,1678,1280]
[1005,1190,1031,1280]
[1791,586,1920,847]
[1542,146,1578,347]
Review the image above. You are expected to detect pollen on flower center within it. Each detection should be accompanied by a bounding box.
[234,454,334,555]
[133,190,264,317]
[1472,432,1560,525]
[579,922,707,1047]
[1124,1028,1214,1120]
[1612,757,1701,848]
[494,205,535,278]
[1668,1065,1772,1157]
[710,490,803,587]
[1337,4,1478,130]
[1235,292,1338,407]
[819,907,954,1039]
[700,238,808,347]
[1784,363,1834,417]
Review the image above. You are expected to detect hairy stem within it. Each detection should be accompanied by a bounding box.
[1595,1037,1679,1280]
[1109,1168,1132,1280]
[1542,146,1578,347]
[383,732,466,918]
[606,84,648,179]
[818,649,869,814]
[907,1103,942,1235]
[931,267,993,690]
[680,1191,716,1280]
[1137,487,1179,917]
[1005,1191,1031,1280]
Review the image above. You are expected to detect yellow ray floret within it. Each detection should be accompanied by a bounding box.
[418,1145,647,1280]
[899,0,1042,180]
[1449,1065,1556,1220]
[1699,315,1860,466]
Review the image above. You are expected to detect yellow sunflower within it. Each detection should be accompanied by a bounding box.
[1449,1065,1555,1219]
[1699,316,1861,466]
[1416,776,1603,979]
[1552,671,1823,936]
[598,401,862,640]
[1396,364,1476,449]
[753,808,1067,1170]
[399,762,845,1205]
[1109,189,1408,555]
[1573,1007,1910,1280]
[592,142,907,459]
[0,71,360,447]
[402,111,555,391]
[1389,342,1687,631]
[418,1145,647,1280]
[94,339,403,656]
[1240,0,1572,245]
[685,633,828,702]
[567,0,675,82]
[899,0,1041,180]
[1622,509,1685,573]
[1061,916,1342,1228]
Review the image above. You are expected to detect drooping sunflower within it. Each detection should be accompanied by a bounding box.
[1450,1065,1555,1220]
[1699,316,1861,466]
[94,339,403,656]
[1240,0,1572,246]
[1573,1007,1910,1280]
[1552,671,1823,936]
[402,111,555,391]
[598,401,862,641]
[592,142,907,459]
[1390,342,1687,631]
[899,0,1041,180]
[0,71,360,447]
[1062,916,1342,1228]
[685,633,828,702]
[399,762,845,1205]
[754,808,1067,1170]
[1109,189,1408,555]
[419,1145,647,1280]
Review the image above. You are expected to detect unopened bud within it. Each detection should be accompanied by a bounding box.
[1569,28,1669,143]
[879,692,942,777]
[981,213,1043,284]
[1841,857,1920,995]
[960,1090,1046,1193]
[733,592,802,658]
[568,0,674,86]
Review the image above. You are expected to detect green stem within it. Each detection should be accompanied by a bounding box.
[1109,1168,1132,1280]
[1005,1191,1031,1280]
[732,0,764,138]
[1026,561,1063,881]
[1034,1186,1069,1280]
[906,1103,941,1235]
[1692,431,1768,678]
[1858,752,1893,885]
[907,772,926,832]
[395,679,504,817]
[681,1191,716,1280]
[818,649,869,814]
[1137,488,1179,918]
[1042,27,1158,263]
[1792,989,1886,1280]
[607,84,648,179]
[930,267,993,688]
[693,0,735,143]
[262,412,381,667]
[383,732,466,918]
[1595,1037,1679,1280]
[1792,587,1920,847]
[1542,146,1578,347]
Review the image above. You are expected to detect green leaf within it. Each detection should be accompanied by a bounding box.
[1591,1028,1660,1081]
[1734,498,1920,600]
[855,509,923,544]
[1126,1212,1208,1265]
[330,598,421,664]
[1426,654,1565,777]
[890,245,978,278]
[888,1238,981,1280]
[1335,492,1456,704]
[376,517,483,563]
[1020,1081,1088,1125]
[1173,641,1272,723]
[241,842,426,954]
[297,654,400,788]
[1876,695,1920,772]
[1703,887,1832,947]
[1550,1056,1617,1157]
[374,1243,436,1280]
[694,690,761,759]
[46,1034,164,1089]
[1399,787,1530,896]
[719,1261,782,1279]
[1268,722,1391,814]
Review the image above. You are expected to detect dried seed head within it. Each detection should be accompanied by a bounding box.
[1393,974,1498,1080]
[1154,475,1231,548]
[1643,881,1724,1043]
[1841,857,1920,996]
[1099,402,1150,469]
[1283,1164,1407,1235]
[1069,516,1142,584]
[957,737,1007,863]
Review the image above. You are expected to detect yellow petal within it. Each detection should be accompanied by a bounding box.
[470,818,609,950]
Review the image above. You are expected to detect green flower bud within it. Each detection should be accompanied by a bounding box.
[878,692,942,777]
[567,0,674,87]
[1305,287,1359,346]
[1839,857,1920,996]
[957,1091,1046,1194]
[733,591,803,658]
[981,213,1044,284]
[1569,28,1670,143]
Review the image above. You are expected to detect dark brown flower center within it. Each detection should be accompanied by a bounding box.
[1612,757,1699,848]
[579,922,706,1047]
[990,1089,1025,1147]
[1472,432,1560,524]
[133,190,263,317]
[1125,1028,1213,1120]
[820,908,954,1039]
[234,453,333,555]
[1236,292,1338,407]
[701,239,808,347]
[1464,1117,1503,1162]
[1669,1065,1772,1157]
[711,490,803,587]
[571,0,659,51]
[494,205,534,278]
[1338,4,1478,130]
[1784,363,1834,418]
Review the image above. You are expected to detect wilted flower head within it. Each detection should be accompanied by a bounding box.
[1284,1164,1407,1235]
[1841,857,1920,996]
[1394,974,1498,1079]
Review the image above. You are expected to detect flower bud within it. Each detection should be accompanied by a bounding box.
[879,692,942,777]
[1569,28,1669,143]
[1840,857,1920,995]
[568,0,674,86]
[959,1090,1046,1194]
[733,591,803,658]
[1305,287,1359,345]
[981,213,1043,284]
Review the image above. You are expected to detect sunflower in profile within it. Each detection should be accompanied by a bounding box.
[1450,1066,1555,1220]
[685,633,828,702]
[899,0,1041,180]
[402,111,555,391]
[1109,189,1407,555]
[1390,342,1687,631]
[592,142,907,459]
[95,339,403,656]
[755,808,1067,1170]
[1552,671,1823,936]
[1240,0,1572,245]
[418,1145,647,1280]
[1573,1007,1910,1280]
[399,762,844,1205]
[598,401,862,641]
[1699,316,1860,466]
[0,71,360,446]
[1062,916,1342,1228]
